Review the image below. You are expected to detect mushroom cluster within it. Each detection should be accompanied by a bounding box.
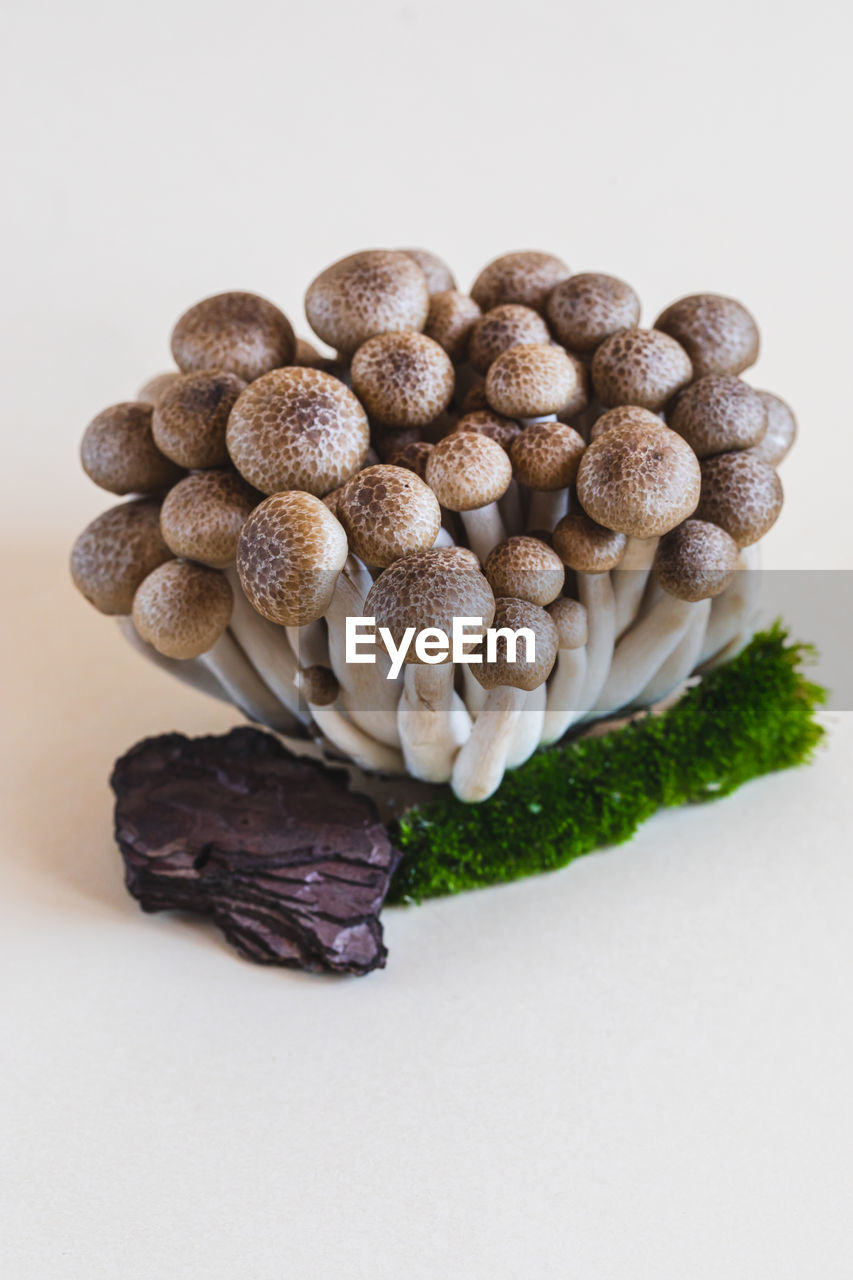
[72,250,794,802]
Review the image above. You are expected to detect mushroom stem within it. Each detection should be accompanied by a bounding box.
[590,593,694,719]
[459,504,507,563]
[117,617,232,707]
[499,479,525,536]
[201,631,301,731]
[223,568,308,724]
[633,597,711,707]
[450,685,525,802]
[462,663,488,719]
[285,619,329,669]
[540,646,588,745]
[399,663,472,783]
[574,573,617,717]
[432,526,456,548]
[307,700,407,775]
[325,556,403,747]
[697,544,761,670]
[612,536,659,638]
[504,681,547,769]
[526,487,569,533]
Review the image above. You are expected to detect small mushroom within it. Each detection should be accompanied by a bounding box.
[424,290,481,361]
[695,451,783,546]
[350,330,455,428]
[509,420,585,530]
[750,391,797,466]
[591,329,693,410]
[159,469,258,568]
[588,405,663,442]
[153,370,246,469]
[226,366,369,495]
[137,371,181,407]
[305,250,430,355]
[80,402,183,495]
[484,536,565,606]
[387,438,434,480]
[655,294,759,379]
[668,375,767,458]
[540,596,589,745]
[576,419,701,537]
[471,251,570,315]
[456,409,521,451]
[485,343,583,425]
[451,598,558,802]
[171,291,295,383]
[400,248,456,294]
[468,304,551,376]
[237,491,349,627]
[70,498,173,615]
[546,272,640,353]
[337,464,442,567]
[425,431,513,561]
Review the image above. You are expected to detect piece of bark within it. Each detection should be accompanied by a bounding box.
[111,727,399,976]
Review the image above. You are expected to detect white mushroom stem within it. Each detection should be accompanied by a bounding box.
[117,617,231,707]
[520,412,557,428]
[612,536,659,638]
[399,662,472,783]
[432,526,456,548]
[224,568,307,724]
[308,700,407,776]
[634,597,711,707]
[202,632,301,731]
[451,685,525,802]
[540,646,588,745]
[285,619,329,669]
[574,573,616,717]
[459,503,507,563]
[462,663,488,719]
[326,555,403,748]
[697,544,762,670]
[590,592,695,720]
[499,479,525,536]
[504,682,547,769]
[527,487,570,533]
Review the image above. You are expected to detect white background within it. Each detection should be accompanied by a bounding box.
[1,0,852,1276]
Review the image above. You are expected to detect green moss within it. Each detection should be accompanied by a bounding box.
[388,626,826,904]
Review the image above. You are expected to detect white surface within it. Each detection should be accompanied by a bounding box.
[2,0,852,1275]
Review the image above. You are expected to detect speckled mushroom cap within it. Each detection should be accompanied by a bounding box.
[81,402,183,495]
[236,491,349,627]
[387,439,434,480]
[695,452,783,547]
[468,305,551,375]
[751,391,797,466]
[424,290,481,362]
[456,409,521,452]
[546,273,641,352]
[486,344,582,419]
[576,420,701,538]
[591,329,693,410]
[510,421,585,491]
[552,511,628,573]
[470,251,570,315]
[547,596,589,649]
[337,464,441,568]
[400,248,456,294]
[588,405,663,442]
[132,560,233,659]
[473,597,559,692]
[655,294,759,379]
[484,536,565,606]
[365,547,496,666]
[70,498,173,615]
[669,375,767,458]
[425,431,512,511]
[137,371,181,407]
[350,330,455,428]
[153,371,246,470]
[226,367,369,496]
[462,381,490,413]
[170,292,295,383]
[305,251,430,355]
[655,519,740,602]
[159,469,258,568]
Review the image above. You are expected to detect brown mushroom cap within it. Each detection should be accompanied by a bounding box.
[132,560,233,659]
[486,344,583,419]
[70,498,173,615]
[370,422,421,462]
[80,402,183,495]
[576,420,701,538]
[474,597,559,692]
[552,511,628,572]
[153,371,246,469]
[556,350,590,419]
[547,596,589,649]
[226,366,369,496]
[510,421,585,491]
[305,250,430,355]
[159,469,258,568]
[456,409,521,452]
[695,452,783,547]
[337,464,441,568]
[669,375,767,458]
[591,329,693,410]
[137,371,181,407]
[365,547,496,665]
[400,248,456,294]
[484,536,565,606]
[468,304,551,375]
[751,391,797,466]
[424,290,481,362]
[387,438,434,480]
[425,431,512,511]
[546,273,641,352]
[655,294,759,379]
[655,519,740,602]
[471,251,570,315]
[462,381,490,413]
[589,405,663,442]
[350,330,455,428]
[171,292,295,383]
[236,491,349,627]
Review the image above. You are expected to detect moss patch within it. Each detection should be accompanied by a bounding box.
[388,626,826,904]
